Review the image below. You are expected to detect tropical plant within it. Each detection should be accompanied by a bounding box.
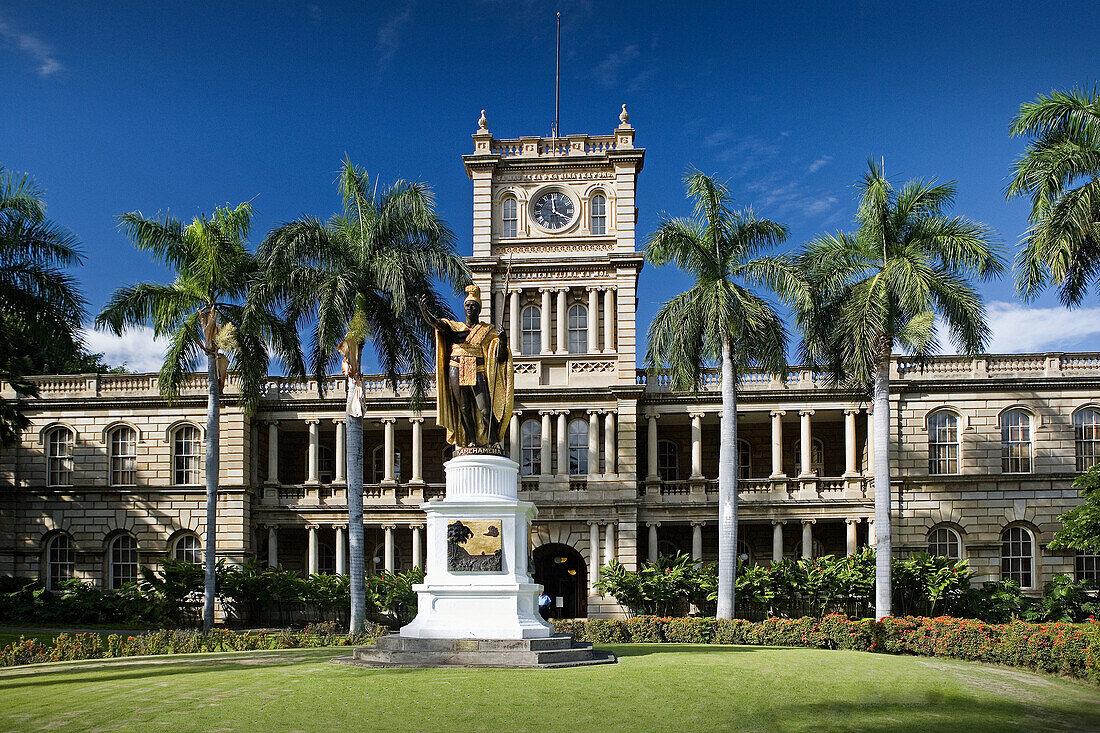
[644,170,798,619]
[596,553,704,617]
[0,166,87,446]
[258,158,468,632]
[796,160,1003,619]
[96,202,303,631]
[1008,86,1100,305]
[1050,465,1100,554]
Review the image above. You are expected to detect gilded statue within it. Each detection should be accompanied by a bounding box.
[418,285,513,449]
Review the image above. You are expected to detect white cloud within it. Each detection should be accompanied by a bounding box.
[595,45,640,88]
[0,12,62,76]
[80,326,169,373]
[937,301,1100,354]
[377,6,413,70]
[808,155,833,174]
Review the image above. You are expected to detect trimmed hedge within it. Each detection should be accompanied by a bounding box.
[0,622,380,668]
[553,614,1100,684]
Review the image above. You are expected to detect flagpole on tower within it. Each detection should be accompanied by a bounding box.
[553,11,560,141]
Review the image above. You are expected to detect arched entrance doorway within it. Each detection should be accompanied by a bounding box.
[532,543,587,619]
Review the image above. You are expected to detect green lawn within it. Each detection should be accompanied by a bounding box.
[1,645,1098,732]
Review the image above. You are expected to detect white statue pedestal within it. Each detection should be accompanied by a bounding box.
[399,453,555,640]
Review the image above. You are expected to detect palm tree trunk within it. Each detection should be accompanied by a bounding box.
[716,337,739,619]
[203,353,219,632]
[346,409,365,632]
[873,354,892,620]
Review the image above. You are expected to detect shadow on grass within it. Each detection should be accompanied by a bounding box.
[605,644,792,658]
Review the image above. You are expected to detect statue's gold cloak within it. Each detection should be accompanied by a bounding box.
[435,319,513,446]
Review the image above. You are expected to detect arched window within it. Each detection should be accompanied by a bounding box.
[520,305,541,355]
[737,439,751,480]
[657,439,679,481]
[793,438,824,475]
[46,427,74,487]
[567,303,587,354]
[590,193,607,235]
[927,526,962,559]
[109,425,137,486]
[1001,526,1035,589]
[567,418,588,476]
[108,534,139,589]
[928,411,960,475]
[173,425,201,485]
[1076,550,1100,582]
[520,419,541,477]
[501,197,518,238]
[1001,409,1033,473]
[173,534,202,564]
[1074,408,1100,472]
[44,533,74,590]
[372,446,402,483]
[318,444,334,484]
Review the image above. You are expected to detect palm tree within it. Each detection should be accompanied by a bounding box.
[796,160,1003,619]
[1009,86,1100,305]
[96,202,302,631]
[645,171,798,619]
[258,158,468,633]
[0,166,86,446]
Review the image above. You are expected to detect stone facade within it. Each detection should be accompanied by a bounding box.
[1,111,1098,617]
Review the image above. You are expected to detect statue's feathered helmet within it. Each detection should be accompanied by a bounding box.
[464,284,481,305]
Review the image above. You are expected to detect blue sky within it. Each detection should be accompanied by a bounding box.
[3,1,1099,372]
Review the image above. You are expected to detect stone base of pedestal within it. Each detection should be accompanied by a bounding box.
[333,633,615,669]
[399,582,551,639]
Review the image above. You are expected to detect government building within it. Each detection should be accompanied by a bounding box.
[2,108,1099,618]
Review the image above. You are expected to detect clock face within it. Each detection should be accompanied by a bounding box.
[532,191,575,230]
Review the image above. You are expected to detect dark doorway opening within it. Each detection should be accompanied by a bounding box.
[532,543,587,619]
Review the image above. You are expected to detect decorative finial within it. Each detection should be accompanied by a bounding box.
[478,109,488,131]
[619,104,629,125]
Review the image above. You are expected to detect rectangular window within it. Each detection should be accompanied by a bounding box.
[1001,411,1032,473]
[590,195,607,235]
[928,413,959,475]
[1077,551,1099,582]
[110,428,137,486]
[174,427,201,485]
[47,429,73,487]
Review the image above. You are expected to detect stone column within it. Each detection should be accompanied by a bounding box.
[411,524,423,569]
[266,421,279,485]
[381,418,396,484]
[555,288,568,354]
[604,411,616,475]
[844,409,859,476]
[509,412,521,463]
[267,525,278,568]
[587,287,599,353]
[799,409,815,477]
[509,288,521,347]
[539,410,552,476]
[602,287,615,352]
[603,522,616,566]
[866,410,875,475]
[770,410,785,478]
[306,419,320,484]
[334,525,347,576]
[383,524,395,574]
[307,524,319,576]
[588,522,600,594]
[801,519,815,559]
[556,412,568,477]
[690,411,705,479]
[410,417,424,483]
[647,522,660,562]
[645,412,660,481]
[333,419,346,484]
[846,518,859,556]
[587,410,599,476]
[772,520,785,563]
[540,288,552,355]
[691,522,704,565]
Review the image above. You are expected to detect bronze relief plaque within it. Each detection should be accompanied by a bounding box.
[447,520,503,572]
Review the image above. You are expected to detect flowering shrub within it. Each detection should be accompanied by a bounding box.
[0,622,380,668]
[552,614,1100,683]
